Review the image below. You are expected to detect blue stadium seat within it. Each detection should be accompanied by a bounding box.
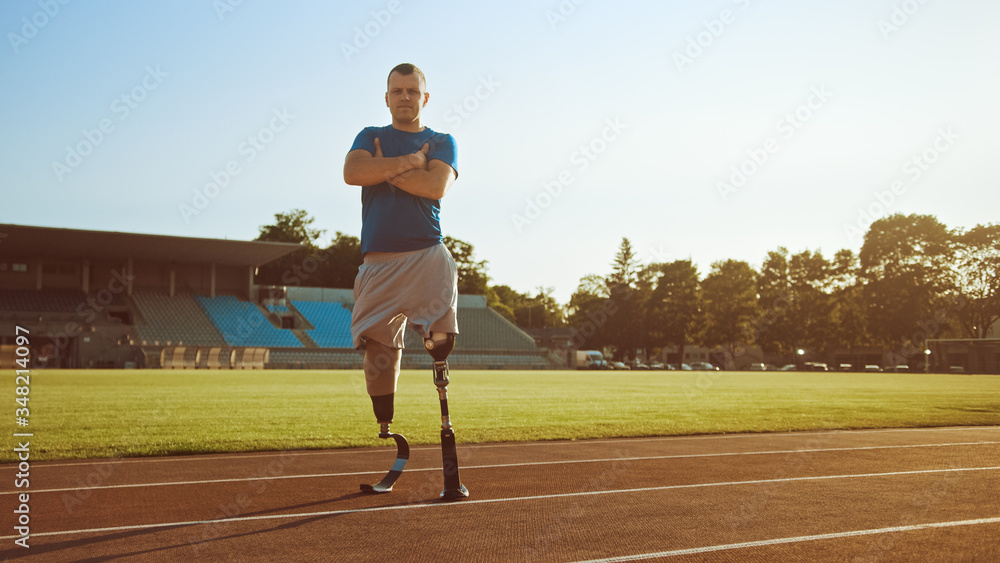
[291,301,354,348]
[195,295,302,348]
[133,291,226,346]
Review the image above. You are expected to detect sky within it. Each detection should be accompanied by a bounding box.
[2,0,999,305]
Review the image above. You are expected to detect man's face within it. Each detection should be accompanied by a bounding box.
[385,71,428,126]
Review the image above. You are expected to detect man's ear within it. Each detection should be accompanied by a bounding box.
[423,92,430,107]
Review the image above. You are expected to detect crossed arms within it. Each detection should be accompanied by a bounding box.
[343,138,456,200]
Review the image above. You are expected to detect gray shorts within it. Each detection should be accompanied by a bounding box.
[351,243,459,349]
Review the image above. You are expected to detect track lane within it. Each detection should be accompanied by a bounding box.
[1,427,997,561]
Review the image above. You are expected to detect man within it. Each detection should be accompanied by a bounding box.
[343,63,459,434]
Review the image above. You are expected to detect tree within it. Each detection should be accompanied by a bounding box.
[951,223,1000,338]
[256,209,324,246]
[567,274,614,351]
[488,285,565,328]
[605,238,644,361]
[255,209,322,287]
[608,238,640,287]
[633,263,662,355]
[828,249,869,360]
[787,249,834,355]
[444,236,489,295]
[575,273,609,298]
[316,232,363,289]
[516,287,566,329]
[486,284,520,323]
[701,259,758,368]
[754,248,795,357]
[646,260,702,364]
[860,214,955,352]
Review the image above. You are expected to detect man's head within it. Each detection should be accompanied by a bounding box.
[385,63,429,131]
[387,63,426,91]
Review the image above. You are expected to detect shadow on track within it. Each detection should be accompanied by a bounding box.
[10,491,411,561]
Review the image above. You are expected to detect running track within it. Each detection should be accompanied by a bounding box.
[2,426,998,561]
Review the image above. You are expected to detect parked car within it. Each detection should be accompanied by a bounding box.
[747,362,767,371]
[648,361,665,370]
[609,361,630,370]
[574,350,608,370]
[631,360,649,370]
[778,364,798,371]
[838,363,854,372]
[804,362,829,372]
[690,362,719,371]
[667,363,693,370]
[863,364,882,372]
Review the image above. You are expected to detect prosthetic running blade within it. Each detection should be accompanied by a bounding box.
[360,432,409,494]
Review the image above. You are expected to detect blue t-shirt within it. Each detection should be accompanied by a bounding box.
[350,125,458,254]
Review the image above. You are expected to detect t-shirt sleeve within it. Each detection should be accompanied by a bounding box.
[428,133,458,177]
[349,127,376,154]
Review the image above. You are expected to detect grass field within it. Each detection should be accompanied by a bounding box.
[10,369,1000,462]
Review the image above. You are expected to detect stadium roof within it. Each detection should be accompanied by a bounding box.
[0,224,303,267]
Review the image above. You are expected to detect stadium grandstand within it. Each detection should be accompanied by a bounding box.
[0,224,557,370]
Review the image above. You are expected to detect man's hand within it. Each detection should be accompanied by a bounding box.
[373,138,430,182]
[375,138,430,174]
[409,142,430,171]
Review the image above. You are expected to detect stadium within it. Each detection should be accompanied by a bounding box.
[3,222,998,560]
[4,222,997,376]
[4,1,1000,558]
[0,223,554,373]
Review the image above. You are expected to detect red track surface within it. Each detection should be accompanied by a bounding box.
[2,426,999,561]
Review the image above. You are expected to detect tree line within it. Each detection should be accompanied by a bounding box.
[255,210,999,366]
[566,214,999,366]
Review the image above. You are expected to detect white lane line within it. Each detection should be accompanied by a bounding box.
[5,425,997,470]
[570,516,1000,562]
[2,466,998,541]
[0,448,398,469]
[4,441,997,496]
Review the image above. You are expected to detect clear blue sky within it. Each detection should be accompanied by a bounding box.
[3,0,998,304]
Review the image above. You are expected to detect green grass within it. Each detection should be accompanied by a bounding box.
[9,369,1000,462]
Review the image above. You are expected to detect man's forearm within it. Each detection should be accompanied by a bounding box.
[344,154,420,186]
[389,168,452,200]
